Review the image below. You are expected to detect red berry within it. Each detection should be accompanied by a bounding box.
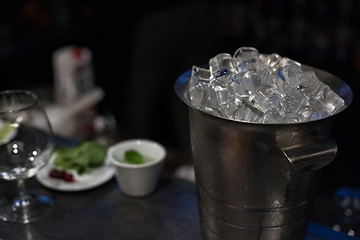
[64,173,74,182]
[49,169,61,178]
[49,169,75,182]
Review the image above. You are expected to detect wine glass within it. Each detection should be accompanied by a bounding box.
[0,90,54,224]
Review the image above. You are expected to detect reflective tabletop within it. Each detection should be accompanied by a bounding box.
[0,136,358,240]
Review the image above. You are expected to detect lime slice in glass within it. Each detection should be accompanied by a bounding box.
[0,120,18,145]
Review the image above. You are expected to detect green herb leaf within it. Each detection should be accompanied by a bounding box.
[54,141,107,175]
[124,150,145,164]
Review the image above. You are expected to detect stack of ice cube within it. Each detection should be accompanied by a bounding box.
[185,47,345,123]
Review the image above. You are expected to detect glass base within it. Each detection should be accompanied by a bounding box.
[0,190,53,224]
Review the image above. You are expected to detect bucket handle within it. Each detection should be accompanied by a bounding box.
[281,138,337,172]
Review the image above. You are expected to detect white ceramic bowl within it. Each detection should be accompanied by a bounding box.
[108,139,166,197]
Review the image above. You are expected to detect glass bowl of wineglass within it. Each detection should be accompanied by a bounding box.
[0,90,54,224]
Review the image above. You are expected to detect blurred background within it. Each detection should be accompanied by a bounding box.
[0,0,359,194]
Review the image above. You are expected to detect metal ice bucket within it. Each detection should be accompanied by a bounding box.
[175,66,353,240]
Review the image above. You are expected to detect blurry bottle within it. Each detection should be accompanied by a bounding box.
[51,45,100,139]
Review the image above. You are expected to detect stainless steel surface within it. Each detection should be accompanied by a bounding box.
[281,138,337,171]
[175,65,353,240]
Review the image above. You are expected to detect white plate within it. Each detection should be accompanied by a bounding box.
[36,153,115,192]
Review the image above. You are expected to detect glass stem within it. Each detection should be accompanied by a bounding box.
[14,179,30,223]
[17,179,25,196]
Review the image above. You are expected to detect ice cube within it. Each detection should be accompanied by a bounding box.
[234,47,259,60]
[297,71,320,99]
[273,68,287,91]
[262,108,283,123]
[210,71,232,88]
[221,96,244,119]
[323,94,345,114]
[185,66,211,108]
[248,84,280,113]
[231,100,263,123]
[280,88,308,117]
[297,71,344,114]
[260,53,282,72]
[311,85,345,114]
[242,70,259,91]
[209,53,234,79]
[185,80,206,108]
[203,85,221,109]
[297,106,329,122]
[213,85,228,106]
[191,65,211,82]
[242,103,264,123]
[233,47,260,73]
[278,57,301,69]
[280,60,304,88]
[230,73,252,97]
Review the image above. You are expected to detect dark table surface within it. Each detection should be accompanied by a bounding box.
[0,137,359,240]
[0,174,359,240]
[0,175,201,240]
